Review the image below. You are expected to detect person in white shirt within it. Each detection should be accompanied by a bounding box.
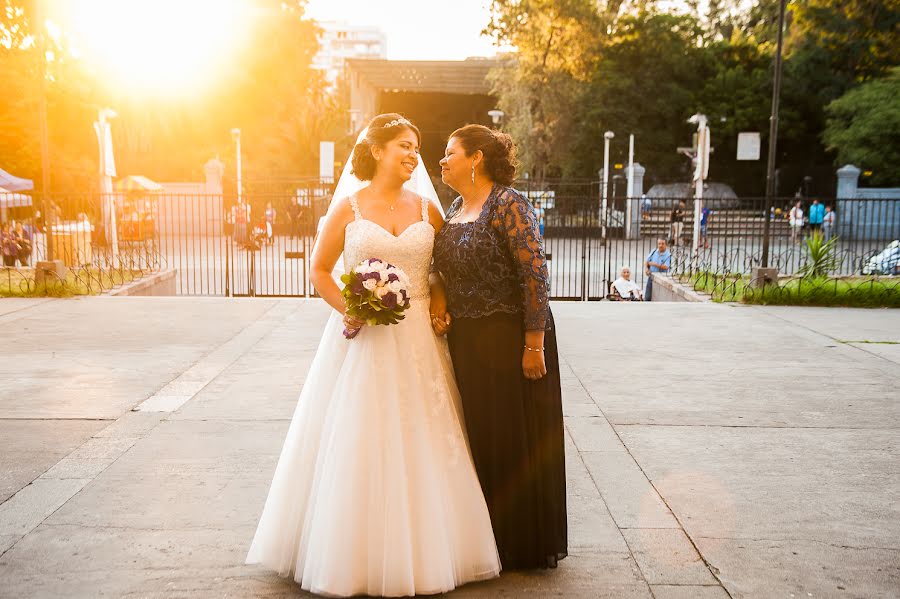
[823,204,836,242]
[789,200,804,244]
[612,266,643,301]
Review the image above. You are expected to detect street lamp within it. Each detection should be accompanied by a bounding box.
[96,108,119,265]
[688,114,709,253]
[231,128,242,205]
[601,131,614,237]
[488,109,505,127]
[348,109,361,135]
[762,0,788,269]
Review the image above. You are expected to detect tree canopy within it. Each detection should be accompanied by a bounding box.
[0,0,347,192]
[824,67,900,186]
[485,0,900,193]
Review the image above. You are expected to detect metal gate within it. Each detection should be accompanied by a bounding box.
[158,181,331,297]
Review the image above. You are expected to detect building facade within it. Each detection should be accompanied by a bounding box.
[312,22,387,86]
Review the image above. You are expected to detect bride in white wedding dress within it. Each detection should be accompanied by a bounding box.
[246,114,500,597]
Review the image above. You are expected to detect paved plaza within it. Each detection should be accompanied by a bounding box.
[0,297,898,598]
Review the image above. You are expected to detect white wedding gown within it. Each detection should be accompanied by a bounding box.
[246,195,501,597]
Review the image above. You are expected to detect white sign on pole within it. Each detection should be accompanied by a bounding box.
[319,141,335,182]
[737,132,761,161]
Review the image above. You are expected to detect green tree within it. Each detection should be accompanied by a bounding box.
[1,0,100,190]
[485,0,605,180]
[1,0,347,193]
[568,12,709,181]
[823,68,900,185]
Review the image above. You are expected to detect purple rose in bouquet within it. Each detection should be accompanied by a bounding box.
[339,258,411,339]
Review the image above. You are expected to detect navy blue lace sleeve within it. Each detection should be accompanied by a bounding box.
[491,188,550,330]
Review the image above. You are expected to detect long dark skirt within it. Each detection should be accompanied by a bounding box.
[448,310,568,570]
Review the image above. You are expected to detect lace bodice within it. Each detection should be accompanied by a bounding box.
[343,194,434,300]
[433,184,550,330]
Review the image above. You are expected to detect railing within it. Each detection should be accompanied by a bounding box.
[1,191,168,296]
[518,184,900,299]
[3,183,897,301]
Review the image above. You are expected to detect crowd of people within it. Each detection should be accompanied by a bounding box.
[787,198,836,244]
[0,221,33,267]
[229,197,310,248]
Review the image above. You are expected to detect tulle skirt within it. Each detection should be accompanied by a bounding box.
[246,302,500,597]
[448,309,568,570]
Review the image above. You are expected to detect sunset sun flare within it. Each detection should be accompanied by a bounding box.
[58,0,251,96]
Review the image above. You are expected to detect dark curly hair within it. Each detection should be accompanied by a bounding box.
[350,113,421,181]
[449,124,518,186]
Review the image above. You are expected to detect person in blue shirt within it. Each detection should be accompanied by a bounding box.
[808,199,825,234]
[644,238,671,301]
[699,206,711,249]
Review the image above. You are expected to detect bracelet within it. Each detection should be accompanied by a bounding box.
[524,345,544,352]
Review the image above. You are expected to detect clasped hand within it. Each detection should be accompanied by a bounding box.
[429,296,452,337]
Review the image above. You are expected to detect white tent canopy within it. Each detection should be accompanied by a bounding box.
[0,186,32,208]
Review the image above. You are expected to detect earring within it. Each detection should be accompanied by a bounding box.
[471,164,476,184]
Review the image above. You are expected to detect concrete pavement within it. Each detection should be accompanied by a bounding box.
[0,298,897,598]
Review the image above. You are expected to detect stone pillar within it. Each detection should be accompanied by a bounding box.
[625,163,645,239]
[836,164,860,239]
[204,156,225,195]
[204,156,226,236]
[631,163,645,197]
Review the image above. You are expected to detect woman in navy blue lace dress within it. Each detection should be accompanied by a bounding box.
[432,125,567,570]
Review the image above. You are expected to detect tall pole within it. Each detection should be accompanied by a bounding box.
[35,0,53,259]
[232,128,242,205]
[761,0,788,269]
[601,131,614,239]
[95,109,119,266]
[691,115,708,252]
[626,134,635,239]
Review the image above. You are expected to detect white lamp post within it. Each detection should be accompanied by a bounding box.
[687,114,710,252]
[626,133,635,238]
[488,109,505,127]
[95,108,119,266]
[231,128,242,206]
[601,131,614,236]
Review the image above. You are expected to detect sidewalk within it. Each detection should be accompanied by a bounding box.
[0,298,898,598]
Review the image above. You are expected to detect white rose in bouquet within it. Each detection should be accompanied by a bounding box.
[363,278,378,291]
[388,280,403,293]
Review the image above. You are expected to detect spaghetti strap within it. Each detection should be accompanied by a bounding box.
[421,196,429,222]
[348,194,362,221]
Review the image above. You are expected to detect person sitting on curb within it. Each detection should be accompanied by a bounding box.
[644,238,671,301]
[610,266,643,301]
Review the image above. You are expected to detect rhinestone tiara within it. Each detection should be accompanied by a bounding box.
[383,118,412,128]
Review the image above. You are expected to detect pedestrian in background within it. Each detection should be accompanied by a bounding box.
[264,202,276,245]
[699,206,711,249]
[808,199,824,235]
[644,237,671,301]
[287,197,302,240]
[1,223,18,267]
[789,201,804,244]
[534,200,546,237]
[14,222,31,266]
[823,204,836,242]
[641,195,652,220]
[669,201,685,246]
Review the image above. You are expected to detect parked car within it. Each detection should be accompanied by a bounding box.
[862,240,900,275]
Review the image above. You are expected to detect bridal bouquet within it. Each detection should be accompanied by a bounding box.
[340,258,412,339]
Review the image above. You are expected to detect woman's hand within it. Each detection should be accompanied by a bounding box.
[429,273,452,336]
[342,313,365,334]
[429,295,452,336]
[522,348,547,380]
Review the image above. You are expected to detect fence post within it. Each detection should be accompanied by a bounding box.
[836,164,860,240]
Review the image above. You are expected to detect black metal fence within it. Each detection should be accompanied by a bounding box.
[2,181,898,300]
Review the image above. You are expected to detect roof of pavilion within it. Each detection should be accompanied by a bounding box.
[346,58,504,95]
